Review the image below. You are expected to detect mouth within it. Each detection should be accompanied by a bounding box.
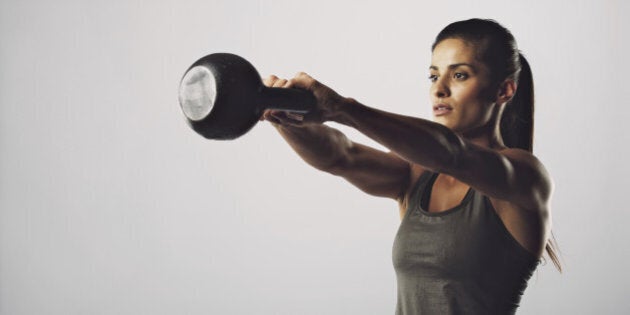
[433,103,453,116]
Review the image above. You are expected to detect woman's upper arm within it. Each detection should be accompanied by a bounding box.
[446,142,553,211]
[327,141,412,201]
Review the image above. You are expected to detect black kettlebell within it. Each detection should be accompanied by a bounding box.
[178,53,316,140]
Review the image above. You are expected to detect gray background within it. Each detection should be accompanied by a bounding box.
[1,0,628,314]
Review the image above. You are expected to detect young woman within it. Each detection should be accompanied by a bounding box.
[262,18,561,314]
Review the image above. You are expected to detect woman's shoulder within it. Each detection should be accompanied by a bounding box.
[497,147,554,208]
[499,148,552,181]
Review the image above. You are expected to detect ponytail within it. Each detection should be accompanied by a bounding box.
[545,231,563,273]
[501,53,563,273]
[500,53,534,152]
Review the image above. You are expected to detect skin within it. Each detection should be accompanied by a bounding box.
[261,38,552,259]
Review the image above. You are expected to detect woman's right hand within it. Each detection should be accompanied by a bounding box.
[260,75,305,127]
[261,73,349,127]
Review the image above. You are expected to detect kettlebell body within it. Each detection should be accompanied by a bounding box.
[178,53,315,140]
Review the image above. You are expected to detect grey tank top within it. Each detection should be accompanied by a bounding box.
[392,171,540,315]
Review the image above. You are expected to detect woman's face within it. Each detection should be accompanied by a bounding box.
[429,38,497,133]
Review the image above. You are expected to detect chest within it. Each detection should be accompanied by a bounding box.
[392,201,501,278]
[426,174,471,213]
[397,171,543,259]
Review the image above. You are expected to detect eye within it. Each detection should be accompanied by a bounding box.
[428,74,438,82]
[454,72,468,80]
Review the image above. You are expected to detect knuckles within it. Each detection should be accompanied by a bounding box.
[263,74,277,87]
[266,72,321,90]
[264,74,292,88]
[292,72,317,88]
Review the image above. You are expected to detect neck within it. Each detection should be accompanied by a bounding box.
[463,130,505,150]
[459,106,506,150]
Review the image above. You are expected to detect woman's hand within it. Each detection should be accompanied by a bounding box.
[261,72,348,127]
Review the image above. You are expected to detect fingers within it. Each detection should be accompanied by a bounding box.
[260,110,299,126]
[261,74,288,122]
[260,72,317,127]
[263,74,293,88]
[285,112,304,121]
[262,74,277,87]
[265,110,283,125]
[288,71,317,90]
[260,109,271,121]
[260,110,283,124]
[270,111,304,127]
[263,72,316,90]
[261,75,285,122]
[273,78,288,88]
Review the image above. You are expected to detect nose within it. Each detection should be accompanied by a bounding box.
[431,76,450,99]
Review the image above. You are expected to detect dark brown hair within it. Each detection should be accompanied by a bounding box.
[432,18,562,272]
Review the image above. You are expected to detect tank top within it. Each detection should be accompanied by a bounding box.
[392,171,540,314]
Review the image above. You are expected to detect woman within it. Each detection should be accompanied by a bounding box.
[262,18,561,314]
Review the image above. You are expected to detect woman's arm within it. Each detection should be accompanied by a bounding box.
[334,100,552,210]
[272,122,412,200]
[284,73,553,211]
[262,75,411,201]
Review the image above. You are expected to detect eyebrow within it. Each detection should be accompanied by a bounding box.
[429,63,477,72]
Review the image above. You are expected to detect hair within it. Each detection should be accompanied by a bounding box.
[432,18,562,273]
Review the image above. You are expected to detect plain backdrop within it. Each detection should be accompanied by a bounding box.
[1,0,628,314]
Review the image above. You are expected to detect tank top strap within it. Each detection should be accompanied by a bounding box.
[406,170,437,216]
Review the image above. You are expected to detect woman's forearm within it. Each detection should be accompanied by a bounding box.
[328,99,464,173]
[274,123,353,172]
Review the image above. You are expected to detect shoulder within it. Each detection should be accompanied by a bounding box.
[453,141,554,211]
[499,148,554,210]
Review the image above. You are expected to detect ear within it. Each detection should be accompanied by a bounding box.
[496,79,517,105]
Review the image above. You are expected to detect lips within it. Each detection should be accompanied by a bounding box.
[433,103,453,116]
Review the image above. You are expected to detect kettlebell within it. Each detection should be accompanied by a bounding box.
[178,53,316,140]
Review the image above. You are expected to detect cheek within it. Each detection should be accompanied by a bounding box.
[454,79,495,103]
[455,89,492,119]
[453,86,482,108]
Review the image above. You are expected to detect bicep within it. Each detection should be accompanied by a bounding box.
[447,144,552,210]
[328,142,412,201]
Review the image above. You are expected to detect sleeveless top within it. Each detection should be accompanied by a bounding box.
[392,171,540,315]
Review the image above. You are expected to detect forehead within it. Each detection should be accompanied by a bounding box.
[431,38,482,68]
